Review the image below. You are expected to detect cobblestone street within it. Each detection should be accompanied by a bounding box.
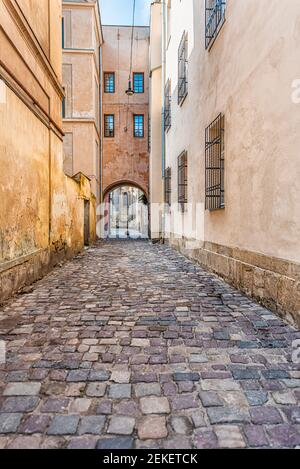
[0,241,300,449]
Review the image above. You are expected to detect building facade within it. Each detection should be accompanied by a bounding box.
[0,0,96,302]
[102,25,150,238]
[62,0,103,203]
[149,0,300,327]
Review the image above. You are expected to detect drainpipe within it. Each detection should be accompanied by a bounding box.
[161,0,166,178]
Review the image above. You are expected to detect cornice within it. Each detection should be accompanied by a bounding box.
[3,0,64,98]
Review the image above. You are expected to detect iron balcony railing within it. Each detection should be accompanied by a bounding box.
[178,151,188,211]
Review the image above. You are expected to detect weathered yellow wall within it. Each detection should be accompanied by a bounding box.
[0,85,49,262]
[0,0,96,301]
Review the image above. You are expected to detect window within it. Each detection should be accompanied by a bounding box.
[104,114,114,137]
[205,113,225,210]
[164,167,172,206]
[205,0,226,50]
[148,115,151,152]
[104,72,115,93]
[178,151,187,210]
[133,73,144,93]
[62,95,66,118]
[178,32,188,105]
[62,17,65,49]
[164,80,171,131]
[133,115,144,138]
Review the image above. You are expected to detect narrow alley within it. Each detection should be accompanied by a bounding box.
[0,241,299,449]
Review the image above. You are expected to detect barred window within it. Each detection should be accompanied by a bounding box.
[178,151,187,210]
[164,80,171,131]
[178,32,188,105]
[104,114,114,138]
[133,73,144,93]
[148,115,151,152]
[62,18,65,49]
[164,167,172,206]
[104,72,115,93]
[205,113,225,210]
[133,114,144,138]
[205,0,226,50]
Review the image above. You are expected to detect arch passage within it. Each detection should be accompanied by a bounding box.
[104,184,149,239]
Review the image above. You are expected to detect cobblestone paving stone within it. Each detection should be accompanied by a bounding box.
[0,240,300,449]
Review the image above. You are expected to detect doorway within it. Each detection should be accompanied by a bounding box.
[84,200,90,246]
[105,185,148,239]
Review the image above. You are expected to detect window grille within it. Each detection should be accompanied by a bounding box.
[164,80,171,131]
[178,151,188,210]
[178,32,188,105]
[205,113,225,210]
[164,167,172,206]
[133,115,144,138]
[104,114,114,138]
[62,18,65,49]
[148,115,151,152]
[104,72,115,93]
[205,0,226,50]
[133,73,144,93]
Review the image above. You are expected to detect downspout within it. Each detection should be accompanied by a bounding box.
[161,0,166,178]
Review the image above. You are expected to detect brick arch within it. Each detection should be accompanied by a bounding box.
[103,180,149,201]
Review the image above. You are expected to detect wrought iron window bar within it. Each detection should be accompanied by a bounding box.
[205,0,226,50]
[178,32,188,105]
[205,113,225,210]
[178,151,188,211]
[164,80,171,131]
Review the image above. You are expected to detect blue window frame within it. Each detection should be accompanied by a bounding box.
[104,114,114,137]
[133,115,144,138]
[62,17,65,49]
[133,73,144,93]
[104,72,115,93]
[62,96,66,118]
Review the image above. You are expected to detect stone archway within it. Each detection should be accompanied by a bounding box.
[103,183,149,239]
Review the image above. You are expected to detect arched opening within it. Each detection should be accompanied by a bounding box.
[104,184,149,239]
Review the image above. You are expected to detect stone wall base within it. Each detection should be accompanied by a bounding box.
[0,246,81,304]
[167,237,300,329]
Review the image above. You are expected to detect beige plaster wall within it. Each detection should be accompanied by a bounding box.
[164,0,300,264]
[149,2,164,238]
[62,1,102,204]
[149,0,300,325]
